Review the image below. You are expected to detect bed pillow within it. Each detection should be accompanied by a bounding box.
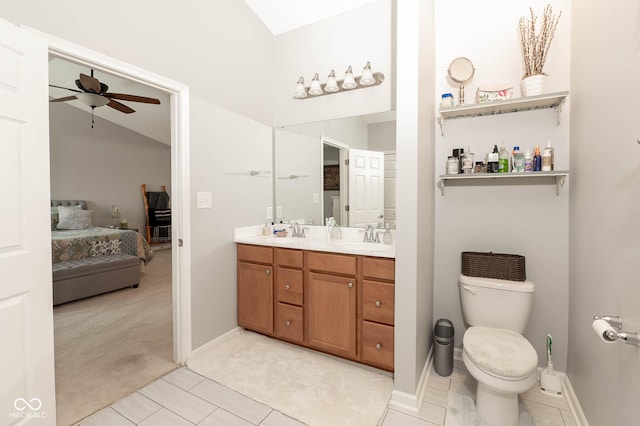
[56,206,94,230]
[50,205,82,231]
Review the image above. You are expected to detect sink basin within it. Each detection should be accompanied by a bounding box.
[332,241,391,252]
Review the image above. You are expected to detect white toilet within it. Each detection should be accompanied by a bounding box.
[458,274,538,426]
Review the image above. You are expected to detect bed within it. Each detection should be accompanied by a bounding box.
[51,200,154,305]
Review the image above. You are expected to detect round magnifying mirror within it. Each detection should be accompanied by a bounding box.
[447,57,475,105]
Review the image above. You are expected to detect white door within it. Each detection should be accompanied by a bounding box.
[348,149,384,227]
[0,19,57,424]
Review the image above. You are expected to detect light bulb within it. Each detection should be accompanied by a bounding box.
[294,76,307,98]
[325,70,339,92]
[342,66,357,89]
[360,61,375,86]
[308,73,323,96]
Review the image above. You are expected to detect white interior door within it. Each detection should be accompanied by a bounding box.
[0,19,57,424]
[348,149,384,227]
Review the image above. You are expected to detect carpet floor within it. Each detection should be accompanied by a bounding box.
[188,329,394,426]
[54,249,175,426]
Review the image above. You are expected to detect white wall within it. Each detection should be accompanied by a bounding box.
[0,0,275,349]
[393,0,435,396]
[568,1,640,424]
[432,0,571,371]
[273,0,394,127]
[368,121,396,152]
[50,103,171,233]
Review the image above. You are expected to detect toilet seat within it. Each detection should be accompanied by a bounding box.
[463,326,537,380]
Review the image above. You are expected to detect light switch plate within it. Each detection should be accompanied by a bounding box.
[276,206,282,218]
[266,206,272,219]
[196,191,212,209]
[312,193,320,203]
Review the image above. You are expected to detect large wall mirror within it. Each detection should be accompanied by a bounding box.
[274,111,396,228]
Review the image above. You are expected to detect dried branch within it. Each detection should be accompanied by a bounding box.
[518,4,561,78]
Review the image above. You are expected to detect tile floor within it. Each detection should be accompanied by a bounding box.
[79,359,577,426]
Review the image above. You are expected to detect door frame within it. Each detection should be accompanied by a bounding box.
[25,26,192,364]
[321,135,349,226]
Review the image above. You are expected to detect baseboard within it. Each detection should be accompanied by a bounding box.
[388,345,433,415]
[562,373,589,426]
[186,326,242,364]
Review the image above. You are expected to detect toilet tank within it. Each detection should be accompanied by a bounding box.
[458,274,535,334]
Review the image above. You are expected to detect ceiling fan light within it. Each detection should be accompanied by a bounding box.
[342,66,357,89]
[76,92,109,108]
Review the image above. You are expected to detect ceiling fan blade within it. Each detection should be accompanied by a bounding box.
[107,99,136,114]
[104,93,161,104]
[79,73,101,93]
[49,95,78,102]
[49,84,82,93]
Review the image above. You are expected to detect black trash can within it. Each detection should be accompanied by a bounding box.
[433,318,454,377]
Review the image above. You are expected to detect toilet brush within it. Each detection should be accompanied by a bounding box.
[540,334,562,397]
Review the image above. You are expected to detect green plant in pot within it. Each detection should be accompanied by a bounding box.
[518,4,561,97]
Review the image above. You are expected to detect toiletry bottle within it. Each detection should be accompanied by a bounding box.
[542,147,552,171]
[498,142,509,173]
[382,223,393,244]
[533,145,542,171]
[544,140,554,171]
[512,146,524,172]
[262,221,271,236]
[524,149,533,172]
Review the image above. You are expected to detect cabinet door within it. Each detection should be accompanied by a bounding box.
[238,261,273,334]
[308,272,357,358]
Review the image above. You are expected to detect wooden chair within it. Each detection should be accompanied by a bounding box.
[141,184,171,244]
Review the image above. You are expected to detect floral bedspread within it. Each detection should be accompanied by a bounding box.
[51,227,153,264]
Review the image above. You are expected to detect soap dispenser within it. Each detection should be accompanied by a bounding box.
[382,223,393,244]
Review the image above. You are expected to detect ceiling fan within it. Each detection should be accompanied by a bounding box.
[49,70,161,126]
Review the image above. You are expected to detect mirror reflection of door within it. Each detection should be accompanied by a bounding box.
[322,136,348,226]
[348,148,384,227]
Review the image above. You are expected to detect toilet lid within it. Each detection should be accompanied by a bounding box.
[463,327,538,379]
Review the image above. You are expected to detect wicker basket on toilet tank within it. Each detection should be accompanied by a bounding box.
[461,251,526,282]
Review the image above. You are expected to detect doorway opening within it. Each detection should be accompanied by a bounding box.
[42,33,191,425]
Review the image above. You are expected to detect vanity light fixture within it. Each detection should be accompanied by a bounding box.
[359,61,375,86]
[294,77,307,99]
[293,61,384,100]
[308,73,323,96]
[342,66,357,89]
[325,70,339,92]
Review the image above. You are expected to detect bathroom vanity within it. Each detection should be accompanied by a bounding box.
[234,228,395,371]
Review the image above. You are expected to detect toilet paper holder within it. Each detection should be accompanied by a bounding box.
[593,315,640,347]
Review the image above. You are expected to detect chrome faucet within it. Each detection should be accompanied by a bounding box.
[290,221,305,238]
[363,224,380,243]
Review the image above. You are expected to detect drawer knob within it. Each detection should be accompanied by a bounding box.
[375,300,382,307]
[285,320,292,327]
[285,284,291,290]
[375,343,382,350]
[348,282,353,288]
[266,269,271,275]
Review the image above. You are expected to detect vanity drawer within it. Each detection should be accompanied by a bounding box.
[362,321,394,371]
[363,257,395,281]
[275,248,303,269]
[276,268,303,306]
[363,280,394,325]
[275,303,303,343]
[307,251,356,276]
[237,244,273,264]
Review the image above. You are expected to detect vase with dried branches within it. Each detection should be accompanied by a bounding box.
[518,4,561,96]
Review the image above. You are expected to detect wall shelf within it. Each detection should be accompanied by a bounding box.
[437,170,569,196]
[438,91,569,136]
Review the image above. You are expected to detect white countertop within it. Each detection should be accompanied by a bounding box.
[233,225,395,258]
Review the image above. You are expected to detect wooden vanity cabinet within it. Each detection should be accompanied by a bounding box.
[237,245,273,335]
[274,248,304,343]
[236,244,395,371]
[361,257,395,371]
